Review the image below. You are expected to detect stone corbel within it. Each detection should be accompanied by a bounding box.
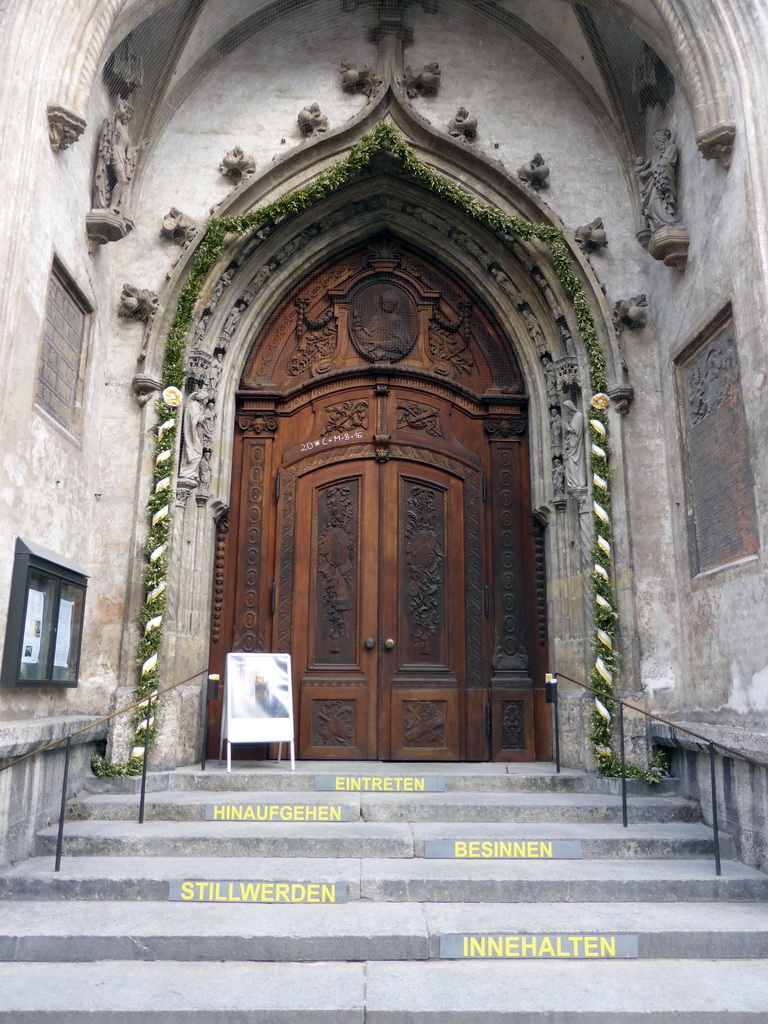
[696,122,736,169]
[47,104,87,151]
[648,225,689,271]
[613,295,648,333]
[608,384,635,415]
[131,375,162,407]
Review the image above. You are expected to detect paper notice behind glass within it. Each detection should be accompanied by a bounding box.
[21,588,45,664]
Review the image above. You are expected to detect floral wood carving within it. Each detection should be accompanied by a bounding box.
[324,401,368,435]
[404,484,444,654]
[428,301,475,377]
[501,700,525,749]
[211,509,229,644]
[289,298,337,376]
[317,485,356,655]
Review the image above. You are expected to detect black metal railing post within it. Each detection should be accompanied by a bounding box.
[138,719,152,825]
[709,742,722,876]
[618,701,628,828]
[201,673,219,772]
[546,673,560,773]
[54,735,72,872]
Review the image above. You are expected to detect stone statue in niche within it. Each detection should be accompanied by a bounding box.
[349,281,418,362]
[160,208,198,246]
[219,146,255,183]
[179,390,216,484]
[517,153,550,190]
[636,129,680,231]
[118,284,158,323]
[635,128,689,269]
[575,218,608,253]
[298,103,329,137]
[613,294,648,332]
[87,98,142,243]
[93,99,138,215]
[447,107,477,142]
[402,62,441,99]
[562,400,586,491]
[339,60,382,98]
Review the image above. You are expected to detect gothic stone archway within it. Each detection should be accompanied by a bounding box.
[208,235,550,761]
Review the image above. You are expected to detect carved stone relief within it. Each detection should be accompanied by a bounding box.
[298,103,329,137]
[118,284,158,323]
[160,208,198,246]
[517,153,550,190]
[403,62,441,98]
[613,294,648,332]
[447,107,477,142]
[575,218,608,253]
[219,147,255,183]
[339,60,382,97]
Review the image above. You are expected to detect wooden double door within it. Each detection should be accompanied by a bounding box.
[210,237,549,760]
[291,444,475,760]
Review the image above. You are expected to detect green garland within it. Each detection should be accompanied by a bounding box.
[92,120,648,778]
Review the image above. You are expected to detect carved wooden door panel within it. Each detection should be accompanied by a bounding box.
[285,451,471,761]
[291,459,380,759]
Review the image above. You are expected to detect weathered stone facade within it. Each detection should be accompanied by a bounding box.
[0,0,766,866]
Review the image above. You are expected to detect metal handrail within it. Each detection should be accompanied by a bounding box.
[552,671,768,875]
[0,667,211,870]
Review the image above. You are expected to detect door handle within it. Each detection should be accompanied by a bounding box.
[364,637,376,650]
[383,638,396,650]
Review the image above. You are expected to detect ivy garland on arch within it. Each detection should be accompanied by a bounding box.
[92,120,659,780]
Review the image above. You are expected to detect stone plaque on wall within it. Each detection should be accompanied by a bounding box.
[677,310,759,574]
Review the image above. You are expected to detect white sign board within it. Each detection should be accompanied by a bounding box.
[223,652,295,745]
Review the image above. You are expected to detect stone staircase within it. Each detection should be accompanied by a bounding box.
[1,760,768,1021]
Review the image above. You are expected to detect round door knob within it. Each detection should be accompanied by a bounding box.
[364,637,376,650]
[384,638,396,650]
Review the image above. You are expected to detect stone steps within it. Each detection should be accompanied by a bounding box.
[1,762,766,1020]
[2,959,768,1022]
[32,818,725,860]
[67,788,695,823]
[1,899,768,962]
[3,854,765,902]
